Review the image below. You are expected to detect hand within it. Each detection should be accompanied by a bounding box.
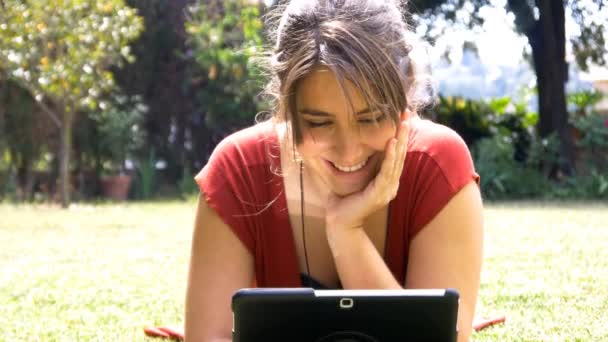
[325,118,409,234]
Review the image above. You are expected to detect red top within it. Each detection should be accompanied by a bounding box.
[195,118,479,287]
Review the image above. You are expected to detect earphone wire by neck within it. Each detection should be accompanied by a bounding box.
[299,160,311,277]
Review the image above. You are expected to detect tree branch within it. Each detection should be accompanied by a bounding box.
[0,62,63,128]
[507,0,537,37]
[17,80,62,128]
[569,0,607,70]
[35,96,63,128]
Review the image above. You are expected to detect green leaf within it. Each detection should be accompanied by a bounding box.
[488,97,511,115]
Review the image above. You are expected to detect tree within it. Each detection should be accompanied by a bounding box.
[0,0,143,207]
[113,0,195,181]
[0,80,55,201]
[184,0,266,166]
[409,0,607,174]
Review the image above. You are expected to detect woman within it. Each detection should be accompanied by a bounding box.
[185,1,483,341]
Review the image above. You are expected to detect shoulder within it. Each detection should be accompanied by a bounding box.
[405,117,477,190]
[194,120,278,191]
[209,121,277,169]
[408,117,470,159]
[396,117,479,238]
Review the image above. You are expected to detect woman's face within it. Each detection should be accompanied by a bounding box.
[295,66,402,197]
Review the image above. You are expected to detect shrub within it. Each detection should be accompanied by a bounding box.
[439,91,608,200]
[550,170,608,200]
[431,96,493,147]
[570,112,608,172]
[568,89,607,173]
[92,95,147,175]
[133,149,157,200]
[432,95,537,164]
[178,168,199,198]
[472,135,553,199]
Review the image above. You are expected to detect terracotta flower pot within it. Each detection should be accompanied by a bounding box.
[100,174,132,201]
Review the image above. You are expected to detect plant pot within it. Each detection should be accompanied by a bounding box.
[100,174,132,201]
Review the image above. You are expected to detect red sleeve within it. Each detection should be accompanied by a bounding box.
[406,123,480,239]
[194,129,273,255]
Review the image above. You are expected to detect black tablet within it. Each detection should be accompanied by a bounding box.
[232,288,459,342]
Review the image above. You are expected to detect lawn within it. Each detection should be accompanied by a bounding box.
[0,200,607,341]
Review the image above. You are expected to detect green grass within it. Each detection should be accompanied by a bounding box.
[0,201,193,341]
[1,201,607,341]
[475,202,608,341]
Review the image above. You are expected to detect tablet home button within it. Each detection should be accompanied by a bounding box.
[339,298,354,309]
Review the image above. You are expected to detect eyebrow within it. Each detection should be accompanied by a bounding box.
[298,107,376,116]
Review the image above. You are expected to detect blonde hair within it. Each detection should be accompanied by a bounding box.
[257,0,435,145]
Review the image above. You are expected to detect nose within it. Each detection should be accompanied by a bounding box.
[332,126,364,164]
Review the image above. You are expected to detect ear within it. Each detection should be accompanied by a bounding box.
[400,109,410,121]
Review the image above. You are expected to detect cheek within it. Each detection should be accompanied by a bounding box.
[299,129,331,154]
[298,129,330,157]
[361,124,396,151]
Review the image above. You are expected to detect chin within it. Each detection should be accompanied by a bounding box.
[330,181,368,197]
[323,158,381,197]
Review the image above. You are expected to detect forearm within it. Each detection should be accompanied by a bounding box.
[327,227,401,289]
[185,296,233,342]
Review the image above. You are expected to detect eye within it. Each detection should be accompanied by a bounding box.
[305,120,332,128]
[358,113,387,125]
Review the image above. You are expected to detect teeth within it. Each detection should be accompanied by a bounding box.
[332,158,369,172]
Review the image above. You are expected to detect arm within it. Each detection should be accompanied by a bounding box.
[185,194,255,342]
[405,181,484,342]
[326,223,401,289]
[328,181,482,341]
[324,115,481,340]
[325,119,409,289]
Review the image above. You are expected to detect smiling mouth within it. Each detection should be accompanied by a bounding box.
[330,156,371,173]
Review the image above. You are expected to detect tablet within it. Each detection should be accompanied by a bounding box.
[232,288,459,342]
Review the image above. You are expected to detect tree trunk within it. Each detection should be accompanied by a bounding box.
[531,0,575,175]
[16,157,34,201]
[59,110,74,208]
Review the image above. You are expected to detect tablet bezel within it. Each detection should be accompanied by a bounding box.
[232,288,459,342]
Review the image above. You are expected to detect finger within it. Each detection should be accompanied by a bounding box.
[395,120,409,175]
[383,121,406,200]
[362,137,394,205]
[377,137,397,190]
[392,120,408,178]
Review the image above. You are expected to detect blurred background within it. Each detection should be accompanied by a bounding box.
[1,0,607,207]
